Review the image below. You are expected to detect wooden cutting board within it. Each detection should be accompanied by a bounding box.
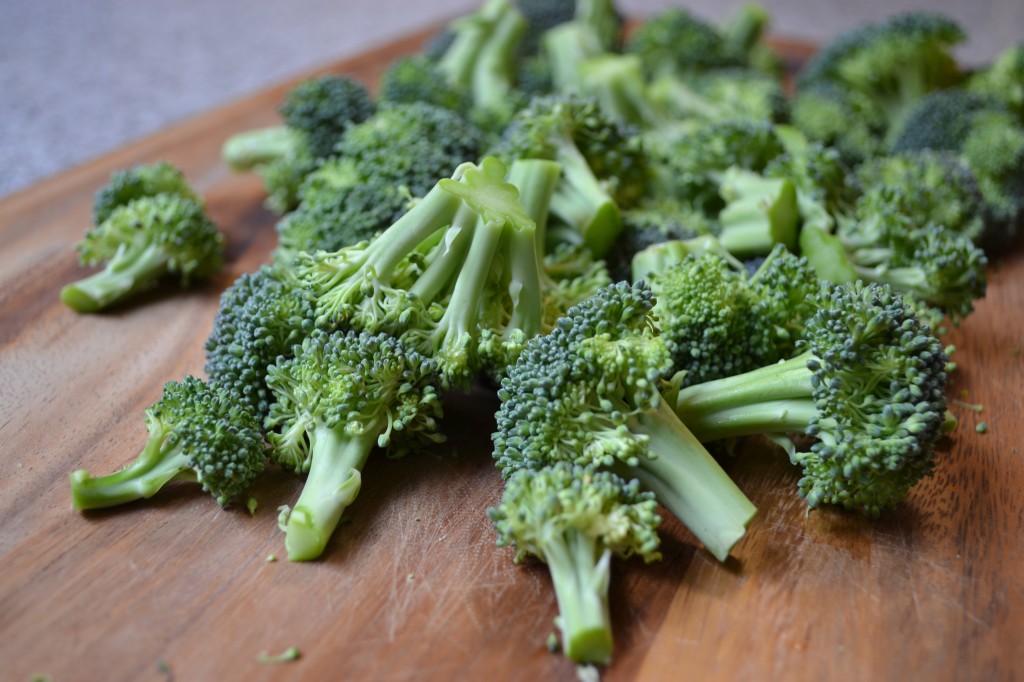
[0,27,1020,682]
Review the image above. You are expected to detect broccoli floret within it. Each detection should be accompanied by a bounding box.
[221,74,375,213]
[797,11,965,136]
[643,245,819,387]
[649,68,788,127]
[69,376,266,509]
[763,131,856,233]
[667,280,950,515]
[493,281,757,562]
[92,162,202,225]
[605,200,714,282]
[720,3,782,74]
[376,55,472,112]
[789,82,886,165]
[203,265,317,423]
[968,43,1024,119]
[624,7,742,78]
[513,0,576,56]
[495,94,647,256]
[265,329,442,561]
[61,194,224,313]
[488,463,660,664]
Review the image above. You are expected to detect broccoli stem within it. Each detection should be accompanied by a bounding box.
[798,225,861,284]
[672,351,819,441]
[284,422,380,561]
[407,207,478,303]
[626,398,757,562]
[69,426,195,509]
[717,175,799,258]
[579,55,661,129]
[549,142,622,258]
[543,532,614,665]
[472,4,526,111]
[60,243,172,313]
[507,159,561,251]
[222,126,305,172]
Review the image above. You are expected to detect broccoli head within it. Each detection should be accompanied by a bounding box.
[92,162,202,225]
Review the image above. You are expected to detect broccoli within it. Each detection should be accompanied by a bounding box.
[624,7,743,78]
[789,82,886,165]
[605,200,714,282]
[513,0,577,56]
[265,329,443,561]
[642,245,819,388]
[796,11,965,137]
[92,162,202,225]
[69,376,266,509]
[714,167,800,258]
[61,194,224,313]
[649,68,788,128]
[488,463,660,664]
[203,264,317,423]
[221,74,375,213]
[495,94,646,257]
[967,43,1024,120]
[666,280,950,515]
[493,280,757,562]
[376,55,473,113]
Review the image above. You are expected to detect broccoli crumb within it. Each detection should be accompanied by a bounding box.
[31,675,53,682]
[952,400,984,413]
[976,422,988,434]
[266,554,277,563]
[246,497,258,516]
[575,664,600,682]
[1011,348,1021,357]
[156,659,173,680]
[256,647,301,664]
[546,632,560,653]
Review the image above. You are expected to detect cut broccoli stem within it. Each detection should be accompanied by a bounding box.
[284,423,379,561]
[406,208,477,303]
[549,143,622,257]
[626,398,757,561]
[717,173,799,258]
[579,55,662,129]
[507,159,561,250]
[472,4,526,111]
[70,425,194,509]
[222,126,305,172]
[60,243,176,313]
[544,533,614,665]
[543,22,604,93]
[503,211,544,339]
[798,225,861,283]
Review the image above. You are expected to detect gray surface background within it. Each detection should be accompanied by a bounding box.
[3,0,1023,199]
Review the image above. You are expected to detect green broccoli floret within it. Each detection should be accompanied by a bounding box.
[789,82,886,165]
[720,3,782,74]
[667,280,950,515]
[643,245,819,387]
[797,11,965,137]
[61,194,224,313]
[493,281,757,562]
[968,43,1024,119]
[92,162,202,225]
[624,7,743,78]
[69,376,266,509]
[265,329,443,561]
[376,55,472,112]
[513,0,577,56]
[649,68,788,127]
[488,463,660,664]
[221,74,375,213]
[203,264,317,423]
[495,94,647,256]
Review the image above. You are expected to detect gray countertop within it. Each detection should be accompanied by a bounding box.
[3,0,1022,199]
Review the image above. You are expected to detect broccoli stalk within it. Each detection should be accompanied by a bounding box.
[488,463,660,664]
[61,194,224,313]
[70,377,266,509]
[266,330,443,561]
[715,168,799,257]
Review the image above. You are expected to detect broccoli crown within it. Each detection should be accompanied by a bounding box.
[624,7,741,77]
[888,90,994,154]
[93,162,201,225]
[335,102,485,199]
[377,56,472,112]
[651,246,818,387]
[203,265,317,423]
[278,74,376,159]
[77,195,223,279]
[69,376,266,509]
[789,82,886,164]
[265,328,443,473]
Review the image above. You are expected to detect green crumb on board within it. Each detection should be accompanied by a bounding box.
[976,422,988,434]
[31,676,54,682]
[1011,348,1021,357]
[952,400,983,413]
[257,647,301,664]
[546,632,560,653]
[266,554,277,563]
[246,497,258,516]
[156,659,173,679]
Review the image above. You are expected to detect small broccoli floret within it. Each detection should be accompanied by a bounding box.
[495,94,647,256]
[488,463,660,664]
[222,74,375,213]
[493,281,757,562]
[789,82,886,165]
[644,245,818,387]
[93,162,202,225]
[69,376,266,509]
[265,329,443,561]
[376,55,472,112]
[968,43,1024,119]
[650,68,788,127]
[61,194,224,313]
[668,281,950,515]
[625,7,742,78]
[763,132,856,233]
[203,264,317,423]
[797,11,965,137]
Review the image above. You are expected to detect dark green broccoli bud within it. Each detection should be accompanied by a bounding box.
[61,195,224,313]
[265,329,443,561]
[93,162,202,225]
[513,0,576,56]
[376,55,473,112]
[221,74,375,213]
[495,94,647,256]
[967,43,1024,120]
[203,265,317,423]
[493,280,757,562]
[70,376,266,509]
[669,281,950,515]
[797,11,965,136]
[789,82,886,165]
[488,463,660,664]
[645,245,818,387]
[625,7,742,78]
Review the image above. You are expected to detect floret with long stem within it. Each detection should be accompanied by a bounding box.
[70,377,266,509]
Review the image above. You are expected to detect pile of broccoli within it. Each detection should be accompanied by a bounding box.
[63,0,1021,671]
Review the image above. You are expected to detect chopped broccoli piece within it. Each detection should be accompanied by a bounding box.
[968,43,1024,120]
[93,162,202,225]
[61,194,223,313]
[789,82,886,165]
[625,7,742,77]
[69,376,266,509]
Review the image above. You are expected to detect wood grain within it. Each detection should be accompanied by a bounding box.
[1,27,1021,682]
